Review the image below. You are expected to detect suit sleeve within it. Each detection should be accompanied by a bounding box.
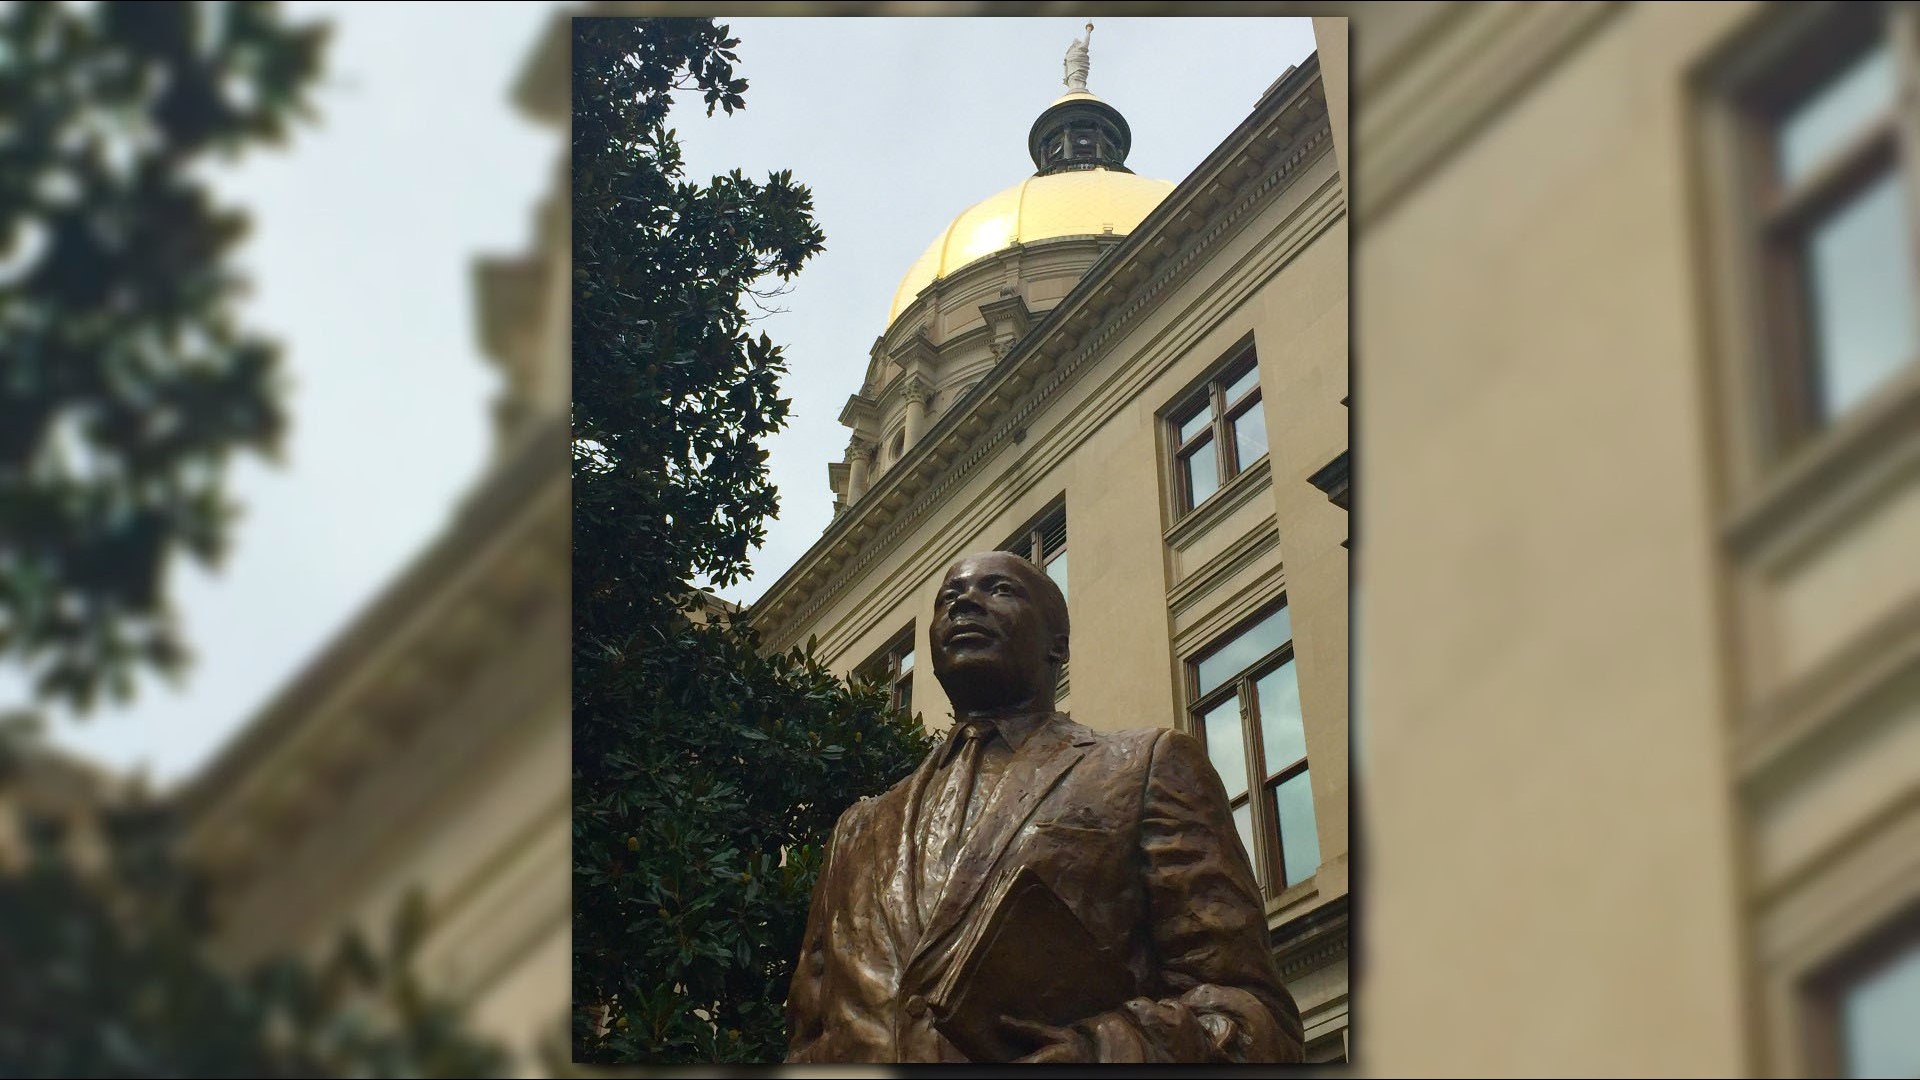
[782,820,840,1063]
[1076,729,1304,1063]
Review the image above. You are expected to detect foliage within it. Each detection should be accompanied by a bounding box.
[0,4,512,1074]
[0,762,511,1076]
[570,18,933,1065]
[0,1,323,714]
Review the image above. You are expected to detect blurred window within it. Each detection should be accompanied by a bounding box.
[1808,905,1920,1078]
[1169,345,1266,516]
[1188,600,1318,896]
[1746,8,1919,446]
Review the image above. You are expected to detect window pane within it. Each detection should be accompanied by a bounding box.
[1045,548,1068,605]
[1177,400,1214,445]
[1807,170,1918,421]
[1182,438,1219,507]
[897,674,912,717]
[1232,801,1257,875]
[898,646,914,674]
[1779,40,1897,186]
[1232,402,1268,471]
[1201,697,1249,801]
[1274,771,1320,887]
[1224,363,1260,405]
[1038,510,1068,560]
[1196,605,1292,697]
[1256,658,1306,776]
[1844,935,1920,1078]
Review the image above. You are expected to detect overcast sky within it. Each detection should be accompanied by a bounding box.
[39,2,568,786]
[35,11,1318,788]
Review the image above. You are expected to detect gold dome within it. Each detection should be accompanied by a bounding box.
[887,168,1175,326]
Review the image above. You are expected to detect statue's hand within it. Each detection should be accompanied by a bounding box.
[999,1017,1093,1063]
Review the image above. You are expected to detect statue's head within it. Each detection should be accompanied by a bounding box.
[930,551,1070,714]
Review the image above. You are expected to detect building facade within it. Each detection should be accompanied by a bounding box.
[168,12,577,1073]
[1351,2,1920,1076]
[751,34,1353,1065]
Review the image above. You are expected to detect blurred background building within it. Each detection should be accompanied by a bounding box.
[162,14,576,1075]
[11,2,1918,1076]
[751,22,1351,1066]
[1351,1,1920,1076]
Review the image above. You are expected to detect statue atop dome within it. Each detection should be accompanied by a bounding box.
[1063,22,1092,92]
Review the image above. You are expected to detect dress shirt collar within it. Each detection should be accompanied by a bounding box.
[940,709,1059,764]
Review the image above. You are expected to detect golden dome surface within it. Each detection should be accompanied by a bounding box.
[887,167,1175,326]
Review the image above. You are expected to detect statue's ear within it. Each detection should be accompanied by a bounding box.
[1047,634,1069,665]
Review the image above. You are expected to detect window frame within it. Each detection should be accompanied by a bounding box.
[1168,344,1266,517]
[1728,2,1920,456]
[1185,600,1314,897]
[856,626,916,719]
[1799,900,1920,1077]
[999,499,1069,691]
[1000,499,1068,601]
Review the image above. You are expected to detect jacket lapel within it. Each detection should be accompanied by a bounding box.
[908,719,1094,974]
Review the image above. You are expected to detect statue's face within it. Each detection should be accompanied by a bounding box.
[930,552,1066,711]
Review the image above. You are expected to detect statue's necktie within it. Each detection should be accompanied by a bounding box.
[940,723,992,860]
[917,722,992,927]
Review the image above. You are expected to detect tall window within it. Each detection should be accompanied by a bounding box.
[1188,602,1318,895]
[1742,6,1920,446]
[1001,501,1068,604]
[1807,905,1920,1078]
[1169,346,1268,515]
[858,627,915,719]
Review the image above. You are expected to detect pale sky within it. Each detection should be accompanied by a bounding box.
[39,2,569,786]
[32,11,1318,789]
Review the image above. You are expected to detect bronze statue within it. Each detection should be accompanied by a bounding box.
[784,551,1304,1063]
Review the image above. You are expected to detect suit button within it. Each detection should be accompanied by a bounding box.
[905,995,928,1017]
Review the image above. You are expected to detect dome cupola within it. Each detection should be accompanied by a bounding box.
[1028,24,1133,175]
[831,24,1174,517]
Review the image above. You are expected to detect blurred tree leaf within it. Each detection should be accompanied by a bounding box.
[0,4,514,1074]
[0,770,510,1076]
[0,0,325,714]
[569,18,934,1066]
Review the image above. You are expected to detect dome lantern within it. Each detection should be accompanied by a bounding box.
[1028,23,1132,176]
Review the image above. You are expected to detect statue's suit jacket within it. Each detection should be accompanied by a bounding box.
[784,715,1303,1063]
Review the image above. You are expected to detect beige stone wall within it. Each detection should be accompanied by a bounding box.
[1354,1,1920,1075]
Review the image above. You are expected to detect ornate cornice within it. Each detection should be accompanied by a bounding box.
[175,419,571,864]
[838,394,878,434]
[1271,894,1349,978]
[1308,450,1350,511]
[754,59,1332,651]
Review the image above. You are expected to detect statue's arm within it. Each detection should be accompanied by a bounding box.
[1076,729,1304,1062]
[782,823,841,1063]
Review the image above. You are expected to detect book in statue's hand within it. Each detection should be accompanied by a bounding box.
[927,863,1135,1062]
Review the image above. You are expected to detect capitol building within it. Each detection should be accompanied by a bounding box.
[753,24,1353,1067]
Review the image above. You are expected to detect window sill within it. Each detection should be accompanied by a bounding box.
[1723,357,1920,560]
[1165,455,1273,552]
[1265,874,1319,921]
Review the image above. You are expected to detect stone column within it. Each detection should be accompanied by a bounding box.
[847,440,874,503]
[903,384,928,450]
